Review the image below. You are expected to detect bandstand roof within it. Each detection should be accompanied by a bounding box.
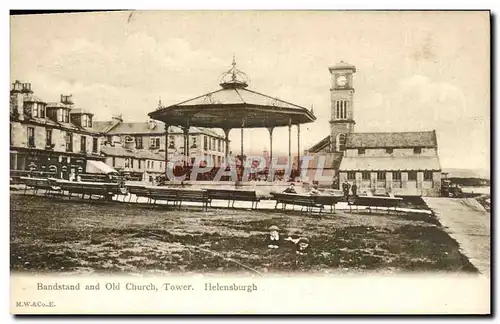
[148,58,316,129]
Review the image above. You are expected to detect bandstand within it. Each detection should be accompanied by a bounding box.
[148,57,316,181]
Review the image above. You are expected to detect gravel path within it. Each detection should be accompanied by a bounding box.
[423,197,490,276]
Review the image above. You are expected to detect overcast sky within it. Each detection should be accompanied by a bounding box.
[10,11,490,171]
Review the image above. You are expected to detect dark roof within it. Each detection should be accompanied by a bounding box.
[46,102,72,109]
[307,135,330,153]
[149,86,316,128]
[23,116,101,135]
[346,131,437,148]
[23,95,46,103]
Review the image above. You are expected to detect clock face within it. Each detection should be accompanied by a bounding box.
[336,75,348,87]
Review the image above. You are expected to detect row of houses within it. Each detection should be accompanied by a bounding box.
[9,80,229,181]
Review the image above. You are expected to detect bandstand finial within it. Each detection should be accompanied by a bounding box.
[219,54,249,89]
[231,54,237,81]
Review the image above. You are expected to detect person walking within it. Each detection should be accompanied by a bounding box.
[342,181,350,199]
[351,182,358,198]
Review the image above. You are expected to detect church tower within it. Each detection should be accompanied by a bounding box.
[329,61,356,153]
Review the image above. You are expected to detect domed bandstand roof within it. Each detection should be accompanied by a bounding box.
[148,57,316,129]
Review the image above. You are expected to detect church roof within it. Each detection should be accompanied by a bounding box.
[306,130,438,153]
[306,135,330,153]
[346,131,437,148]
[339,156,441,171]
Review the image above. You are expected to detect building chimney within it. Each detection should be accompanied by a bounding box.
[10,81,26,120]
[22,83,32,93]
[60,94,74,105]
[148,120,157,130]
[11,80,24,93]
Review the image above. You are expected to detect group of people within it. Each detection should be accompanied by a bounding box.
[266,225,310,255]
[341,181,358,199]
[282,182,320,196]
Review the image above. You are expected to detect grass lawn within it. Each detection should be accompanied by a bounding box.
[10,193,477,274]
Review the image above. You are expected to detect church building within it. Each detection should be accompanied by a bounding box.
[305,61,442,197]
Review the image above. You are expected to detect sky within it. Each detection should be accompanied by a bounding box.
[10,11,490,171]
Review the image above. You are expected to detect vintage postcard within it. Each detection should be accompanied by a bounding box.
[9,10,490,314]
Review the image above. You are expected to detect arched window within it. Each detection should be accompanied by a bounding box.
[336,133,346,152]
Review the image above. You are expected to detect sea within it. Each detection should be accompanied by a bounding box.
[461,186,490,195]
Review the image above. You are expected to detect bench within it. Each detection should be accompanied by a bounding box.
[175,189,209,210]
[270,192,324,213]
[149,187,179,205]
[20,177,60,196]
[149,188,209,210]
[104,184,126,201]
[126,185,151,203]
[313,195,344,213]
[58,181,114,200]
[205,189,261,209]
[348,195,403,213]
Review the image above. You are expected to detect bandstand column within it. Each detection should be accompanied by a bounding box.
[223,128,231,163]
[240,119,245,166]
[267,127,274,181]
[164,124,169,175]
[182,126,189,167]
[297,124,300,174]
[288,118,292,172]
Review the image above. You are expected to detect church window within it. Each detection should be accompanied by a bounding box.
[335,100,348,119]
[336,133,346,152]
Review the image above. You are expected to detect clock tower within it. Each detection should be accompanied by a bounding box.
[329,61,356,153]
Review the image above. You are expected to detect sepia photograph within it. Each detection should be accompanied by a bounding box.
[8,9,491,314]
